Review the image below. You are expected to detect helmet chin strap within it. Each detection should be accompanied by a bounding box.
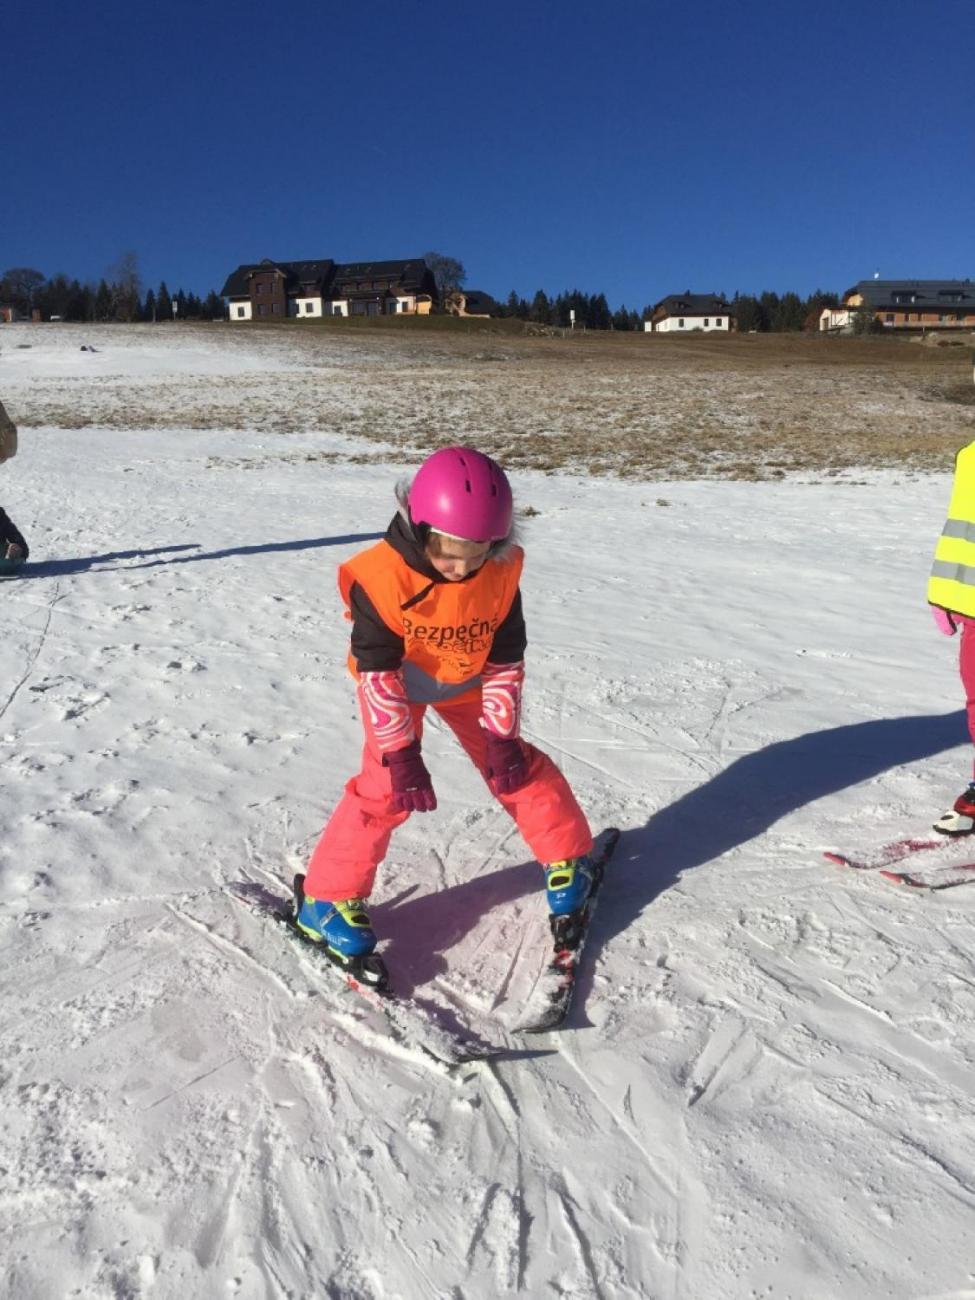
[430,528,482,544]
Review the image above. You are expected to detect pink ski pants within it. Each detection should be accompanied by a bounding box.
[959,616,975,773]
[303,685,593,900]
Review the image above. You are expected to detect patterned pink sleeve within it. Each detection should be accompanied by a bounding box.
[480,661,524,739]
[358,670,416,753]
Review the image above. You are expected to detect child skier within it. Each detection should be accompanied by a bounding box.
[929,436,975,833]
[294,446,594,966]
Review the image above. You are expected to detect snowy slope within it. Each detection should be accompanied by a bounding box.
[1,326,974,1300]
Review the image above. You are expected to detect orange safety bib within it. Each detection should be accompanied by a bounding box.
[339,541,523,683]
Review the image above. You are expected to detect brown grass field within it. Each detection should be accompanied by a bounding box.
[11,321,975,480]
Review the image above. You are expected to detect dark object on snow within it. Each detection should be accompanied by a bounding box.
[0,507,29,561]
[0,399,16,462]
[80,344,99,353]
[0,555,24,578]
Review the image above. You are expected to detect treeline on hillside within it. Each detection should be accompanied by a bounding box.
[0,262,223,323]
[731,290,839,332]
[495,287,840,331]
[496,289,643,330]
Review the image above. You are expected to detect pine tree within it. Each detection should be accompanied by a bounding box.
[530,290,551,324]
[773,292,805,332]
[157,281,172,321]
[94,280,112,321]
[202,291,225,320]
[66,280,89,322]
[589,293,612,330]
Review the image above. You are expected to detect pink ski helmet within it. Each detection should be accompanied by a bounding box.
[408,446,513,542]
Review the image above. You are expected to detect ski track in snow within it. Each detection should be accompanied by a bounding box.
[1,324,975,1299]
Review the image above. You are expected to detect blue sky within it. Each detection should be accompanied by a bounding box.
[2,0,973,308]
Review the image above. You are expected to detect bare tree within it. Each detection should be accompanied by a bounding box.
[0,267,45,316]
[108,250,142,322]
[423,251,466,306]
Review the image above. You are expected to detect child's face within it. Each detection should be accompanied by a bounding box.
[426,533,491,582]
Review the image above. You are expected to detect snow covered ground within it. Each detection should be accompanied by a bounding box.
[1,324,974,1300]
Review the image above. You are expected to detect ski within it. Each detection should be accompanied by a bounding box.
[878,864,975,892]
[515,827,622,1035]
[823,836,950,872]
[230,878,506,1068]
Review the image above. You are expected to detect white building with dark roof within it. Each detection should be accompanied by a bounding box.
[645,293,735,333]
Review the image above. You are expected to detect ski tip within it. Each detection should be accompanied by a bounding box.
[878,869,926,888]
[595,827,622,860]
[823,851,850,867]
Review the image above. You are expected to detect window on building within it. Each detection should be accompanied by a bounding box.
[704,318,710,327]
[716,318,723,326]
[258,304,267,316]
[678,319,685,328]
[886,313,894,322]
[255,283,264,293]
[272,303,280,313]
[304,302,313,313]
[236,307,245,318]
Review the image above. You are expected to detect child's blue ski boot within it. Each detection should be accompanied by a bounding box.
[292,875,377,958]
[289,875,388,990]
[544,854,600,949]
[544,856,595,917]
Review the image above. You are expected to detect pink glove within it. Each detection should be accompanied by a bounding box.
[484,733,530,796]
[383,740,437,812]
[930,605,958,636]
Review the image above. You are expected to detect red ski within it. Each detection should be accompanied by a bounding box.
[877,864,975,892]
[823,837,948,872]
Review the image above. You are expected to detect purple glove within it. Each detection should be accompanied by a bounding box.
[930,604,958,636]
[383,740,437,812]
[484,734,531,796]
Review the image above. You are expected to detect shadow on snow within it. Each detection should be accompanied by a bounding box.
[25,533,384,577]
[378,709,968,1012]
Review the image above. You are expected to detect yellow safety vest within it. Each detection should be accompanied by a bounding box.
[928,441,975,616]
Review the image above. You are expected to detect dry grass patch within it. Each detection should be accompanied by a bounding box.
[8,327,975,481]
